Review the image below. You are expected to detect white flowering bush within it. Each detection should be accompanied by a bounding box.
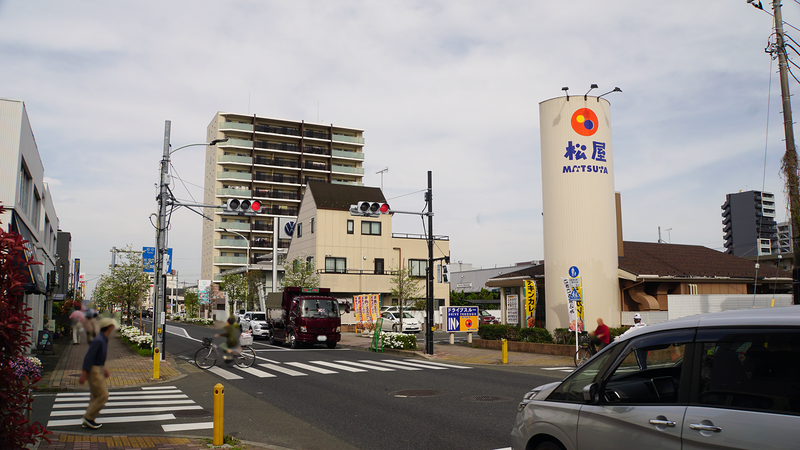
[184,317,214,325]
[118,325,153,349]
[382,332,417,350]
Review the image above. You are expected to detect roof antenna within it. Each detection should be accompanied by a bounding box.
[376,167,388,191]
[562,86,569,101]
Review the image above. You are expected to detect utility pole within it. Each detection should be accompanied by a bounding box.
[772,0,800,305]
[153,120,171,359]
[426,171,434,355]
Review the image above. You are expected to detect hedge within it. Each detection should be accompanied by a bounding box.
[477,324,553,344]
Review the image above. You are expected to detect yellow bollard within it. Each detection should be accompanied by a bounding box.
[153,348,160,379]
[502,339,508,364]
[213,383,225,445]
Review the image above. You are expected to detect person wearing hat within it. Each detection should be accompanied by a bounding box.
[621,312,647,338]
[78,317,118,429]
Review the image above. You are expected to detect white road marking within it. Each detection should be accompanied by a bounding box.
[258,363,308,376]
[208,366,243,380]
[50,405,202,417]
[234,366,277,378]
[381,359,447,370]
[162,422,214,432]
[53,399,195,408]
[360,360,422,371]
[55,389,181,398]
[55,394,187,402]
[285,362,337,374]
[47,414,176,427]
[333,360,395,372]
[541,367,574,371]
[404,359,472,369]
[309,361,367,372]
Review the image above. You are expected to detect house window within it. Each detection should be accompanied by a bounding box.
[347,220,354,234]
[361,221,381,235]
[297,222,303,237]
[311,218,315,234]
[18,163,32,215]
[325,257,346,273]
[375,258,384,275]
[409,259,427,277]
[31,188,41,231]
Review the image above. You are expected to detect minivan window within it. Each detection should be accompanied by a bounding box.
[604,342,686,404]
[547,348,615,402]
[696,330,800,415]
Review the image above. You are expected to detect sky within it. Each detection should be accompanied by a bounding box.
[1,0,797,294]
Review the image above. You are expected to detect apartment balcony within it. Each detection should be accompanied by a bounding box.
[260,206,298,216]
[218,138,253,148]
[304,176,328,184]
[220,122,255,132]
[254,124,301,136]
[253,222,273,232]
[218,155,253,164]
[255,140,300,153]
[254,156,299,168]
[218,171,252,181]
[253,189,300,201]
[254,173,300,184]
[303,145,331,156]
[332,149,364,160]
[304,161,329,171]
[215,239,249,248]
[217,188,252,197]
[332,134,365,145]
[252,239,274,248]
[215,256,248,264]
[332,164,364,175]
[215,222,250,230]
[304,129,331,140]
[332,180,364,186]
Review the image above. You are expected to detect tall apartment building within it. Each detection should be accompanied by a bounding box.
[722,190,777,257]
[776,221,793,254]
[201,112,365,288]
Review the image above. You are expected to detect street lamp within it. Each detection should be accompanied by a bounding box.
[153,120,227,360]
[222,228,250,312]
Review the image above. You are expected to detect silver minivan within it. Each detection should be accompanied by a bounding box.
[511,306,800,450]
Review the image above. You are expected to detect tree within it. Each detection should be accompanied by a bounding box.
[220,273,247,316]
[183,289,200,318]
[280,253,320,289]
[389,265,423,331]
[245,270,263,311]
[91,245,148,325]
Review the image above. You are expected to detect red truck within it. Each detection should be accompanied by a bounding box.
[265,287,342,349]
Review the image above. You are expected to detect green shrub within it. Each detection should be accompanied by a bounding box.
[383,332,417,350]
[478,324,553,343]
[553,328,575,345]
[519,327,554,344]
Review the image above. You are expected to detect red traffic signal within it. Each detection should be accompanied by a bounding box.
[356,201,390,216]
[225,198,261,215]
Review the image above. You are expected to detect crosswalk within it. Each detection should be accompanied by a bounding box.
[198,358,471,380]
[541,366,576,373]
[46,386,212,432]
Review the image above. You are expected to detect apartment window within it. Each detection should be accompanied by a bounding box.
[325,257,346,273]
[311,218,315,234]
[375,258,384,275]
[361,221,381,236]
[18,163,32,215]
[347,220,354,234]
[31,188,41,231]
[409,259,427,277]
[307,256,314,268]
[297,222,303,237]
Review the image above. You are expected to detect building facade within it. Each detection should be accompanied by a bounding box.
[0,98,60,349]
[722,190,777,257]
[776,220,793,254]
[286,182,451,307]
[201,112,366,291]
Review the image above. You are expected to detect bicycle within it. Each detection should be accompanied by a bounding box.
[574,333,595,367]
[194,336,256,369]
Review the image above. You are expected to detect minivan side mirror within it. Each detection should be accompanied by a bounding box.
[583,383,600,404]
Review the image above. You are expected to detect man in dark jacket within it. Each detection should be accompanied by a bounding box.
[78,317,118,429]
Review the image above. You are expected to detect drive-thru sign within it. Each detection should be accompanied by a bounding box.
[445,306,479,332]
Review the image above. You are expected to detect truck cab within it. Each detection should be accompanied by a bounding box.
[266,287,342,349]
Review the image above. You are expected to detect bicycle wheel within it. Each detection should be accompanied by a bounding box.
[574,347,592,367]
[194,346,216,369]
[235,346,256,368]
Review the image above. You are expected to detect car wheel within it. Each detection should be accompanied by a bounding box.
[534,441,565,450]
[392,324,399,333]
[268,328,278,346]
[326,341,336,349]
[289,332,299,349]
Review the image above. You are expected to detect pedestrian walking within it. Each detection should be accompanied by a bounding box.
[78,317,118,429]
[84,310,97,342]
[69,307,85,345]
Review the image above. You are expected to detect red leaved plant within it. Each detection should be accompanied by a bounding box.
[0,203,51,448]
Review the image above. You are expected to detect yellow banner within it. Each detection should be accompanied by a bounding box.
[524,279,537,327]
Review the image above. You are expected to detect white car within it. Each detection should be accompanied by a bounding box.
[239,311,269,338]
[380,305,401,314]
[380,311,420,333]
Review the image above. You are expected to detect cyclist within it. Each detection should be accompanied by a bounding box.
[214,316,241,364]
[588,317,610,353]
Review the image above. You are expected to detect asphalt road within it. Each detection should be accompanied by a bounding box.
[35,321,563,450]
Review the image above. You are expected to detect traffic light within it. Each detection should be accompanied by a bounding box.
[352,201,390,217]
[224,198,262,216]
[442,264,450,283]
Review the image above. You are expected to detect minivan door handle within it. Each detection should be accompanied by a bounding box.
[690,423,722,432]
[649,419,676,427]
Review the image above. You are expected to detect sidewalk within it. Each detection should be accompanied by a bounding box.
[29,328,572,449]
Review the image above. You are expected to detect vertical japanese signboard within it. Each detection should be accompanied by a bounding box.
[353,294,380,331]
[523,280,537,327]
[506,294,519,325]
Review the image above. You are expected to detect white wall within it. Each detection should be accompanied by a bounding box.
[667,294,793,321]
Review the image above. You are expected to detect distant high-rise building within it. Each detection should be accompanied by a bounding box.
[201,112,366,287]
[722,190,777,257]
[776,221,793,254]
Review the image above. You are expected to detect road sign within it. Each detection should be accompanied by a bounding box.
[445,306,479,332]
[569,266,579,278]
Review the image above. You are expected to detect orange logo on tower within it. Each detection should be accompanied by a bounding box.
[571,108,599,136]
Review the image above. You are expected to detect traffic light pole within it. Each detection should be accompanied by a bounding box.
[153,121,228,359]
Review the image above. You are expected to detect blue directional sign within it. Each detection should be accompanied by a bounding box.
[143,247,173,273]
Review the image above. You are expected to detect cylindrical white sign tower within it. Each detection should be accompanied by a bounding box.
[540,96,619,330]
